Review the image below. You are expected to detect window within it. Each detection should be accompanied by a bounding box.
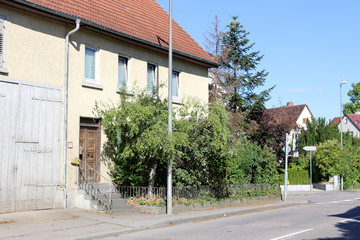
[172,70,180,102]
[345,118,348,124]
[118,56,128,89]
[302,118,307,124]
[0,15,8,73]
[84,45,97,80]
[147,63,157,92]
[82,45,103,89]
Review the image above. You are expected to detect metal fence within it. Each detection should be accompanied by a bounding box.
[116,183,280,201]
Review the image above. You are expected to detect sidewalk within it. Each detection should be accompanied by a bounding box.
[0,190,358,240]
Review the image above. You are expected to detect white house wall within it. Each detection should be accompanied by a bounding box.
[296,106,313,130]
[339,116,360,138]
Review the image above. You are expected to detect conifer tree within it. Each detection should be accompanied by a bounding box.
[220,16,274,121]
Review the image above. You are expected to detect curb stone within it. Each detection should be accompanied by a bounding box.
[86,201,310,239]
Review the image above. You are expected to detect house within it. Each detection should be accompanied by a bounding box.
[263,102,314,148]
[330,112,360,138]
[0,0,217,213]
[264,102,314,130]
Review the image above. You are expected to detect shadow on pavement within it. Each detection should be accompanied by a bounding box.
[317,202,360,240]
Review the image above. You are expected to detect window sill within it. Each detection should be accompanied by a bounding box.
[116,87,133,95]
[0,67,9,74]
[146,91,160,99]
[82,80,103,90]
[172,98,182,105]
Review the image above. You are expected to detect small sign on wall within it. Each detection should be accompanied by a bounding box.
[67,142,73,149]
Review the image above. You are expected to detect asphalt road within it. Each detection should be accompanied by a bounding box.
[114,194,360,240]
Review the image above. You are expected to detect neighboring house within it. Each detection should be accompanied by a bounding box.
[264,102,314,131]
[263,102,314,146]
[0,0,217,213]
[331,113,360,138]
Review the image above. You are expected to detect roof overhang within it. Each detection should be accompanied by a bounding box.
[3,0,218,68]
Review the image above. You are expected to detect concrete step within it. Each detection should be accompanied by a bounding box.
[111,198,127,205]
[90,184,113,192]
[110,208,140,215]
[79,183,139,214]
[111,203,134,209]
[111,192,123,199]
[90,200,106,211]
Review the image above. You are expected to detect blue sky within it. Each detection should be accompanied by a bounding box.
[156,0,360,121]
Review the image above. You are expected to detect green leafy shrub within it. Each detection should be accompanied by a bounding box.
[280,169,310,185]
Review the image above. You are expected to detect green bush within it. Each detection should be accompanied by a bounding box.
[280,169,310,185]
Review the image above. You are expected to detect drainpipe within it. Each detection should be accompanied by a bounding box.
[63,19,80,209]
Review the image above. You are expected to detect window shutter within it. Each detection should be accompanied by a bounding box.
[0,18,4,67]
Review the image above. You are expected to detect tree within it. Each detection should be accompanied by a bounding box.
[252,107,297,163]
[173,101,233,189]
[205,16,274,136]
[220,16,274,121]
[344,82,360,114]
[205,16,230,103]
[313,139,342,181]
[299,117,360,149]
[300,118,338,147]
[94,89,172,187]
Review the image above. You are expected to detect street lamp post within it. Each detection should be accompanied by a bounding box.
[340,81,347,147]
[340,80,347,191]
[167,0,173,215]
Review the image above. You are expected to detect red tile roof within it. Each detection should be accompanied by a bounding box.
[331,114,360,130]
[14,0,216,66]
[330,117,341,125]
[345,114,360,130]
[263,104,310,126]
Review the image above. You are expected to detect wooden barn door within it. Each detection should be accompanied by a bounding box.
[0,79,62,213]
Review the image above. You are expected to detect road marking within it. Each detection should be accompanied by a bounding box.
[338,215,360,223]
[328,198,359,204]
[270,228,313,240]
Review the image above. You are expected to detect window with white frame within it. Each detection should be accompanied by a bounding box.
[0,15,8,73]
[172,70,180,102]
[147,63,157,92]
[118,56,128,89]
[84,45,97,81]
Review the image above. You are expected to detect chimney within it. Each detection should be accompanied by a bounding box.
[355,110,360,115]
[287,102,294,107]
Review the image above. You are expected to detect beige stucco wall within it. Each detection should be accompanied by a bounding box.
[2,5,209,193]
[3,6,66,86]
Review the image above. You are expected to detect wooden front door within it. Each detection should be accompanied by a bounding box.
[79,124,100,183]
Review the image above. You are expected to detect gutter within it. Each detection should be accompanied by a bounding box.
[63,19,80,209]
[6,0,218,68]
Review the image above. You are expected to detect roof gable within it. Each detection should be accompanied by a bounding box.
[345,113,360,131]
[263,104,308,126]
[11,0,216,66]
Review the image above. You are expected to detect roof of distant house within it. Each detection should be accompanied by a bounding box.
[6,0,216,67]
[263,104,313,126]
[340,113,360,131]
[330,117,341,125]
